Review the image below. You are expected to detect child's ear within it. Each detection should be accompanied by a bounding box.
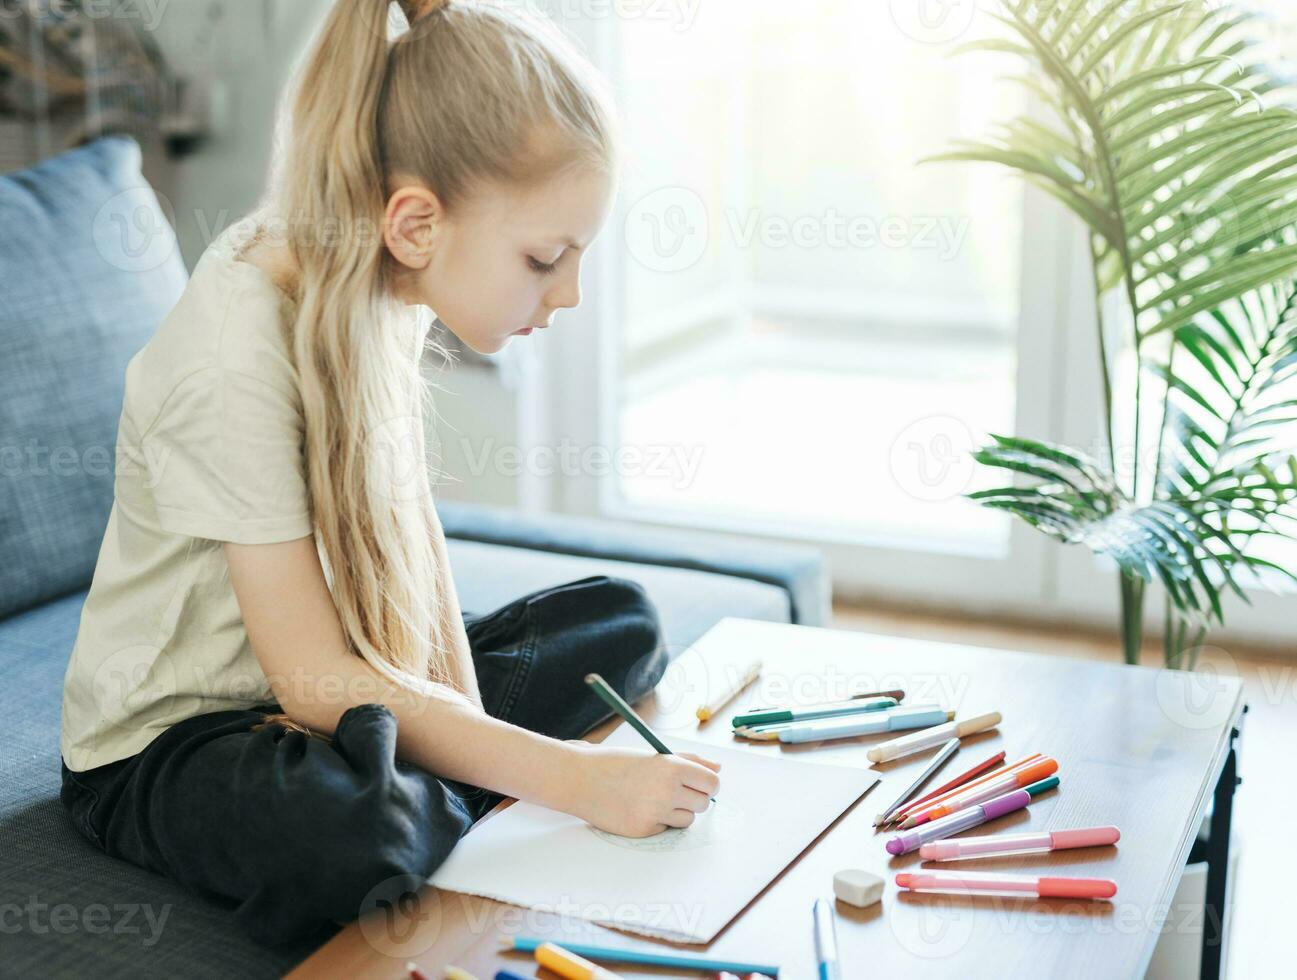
[383,182,444,270]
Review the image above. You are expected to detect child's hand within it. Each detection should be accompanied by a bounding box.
[568,743,722,838]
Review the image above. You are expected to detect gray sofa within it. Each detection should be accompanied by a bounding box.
[0,137,829,976]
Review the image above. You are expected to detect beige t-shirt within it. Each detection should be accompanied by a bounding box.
[61,218,315,772]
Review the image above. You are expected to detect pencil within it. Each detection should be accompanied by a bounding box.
[697,660,762,722]
[500,936,780,975]
[585,673,671,752]
[888,751,1036,825]
[584,673,715,802]
[887,749,1006,820]
[536,942,625,980]
[873,737,960,826]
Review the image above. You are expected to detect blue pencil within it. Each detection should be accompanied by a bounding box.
[500,936,779,975]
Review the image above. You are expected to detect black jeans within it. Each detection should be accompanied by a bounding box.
[59,575,668,947]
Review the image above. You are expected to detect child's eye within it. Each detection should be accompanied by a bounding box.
[527,255,559,276]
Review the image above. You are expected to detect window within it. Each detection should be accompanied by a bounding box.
[607,2,1027,556]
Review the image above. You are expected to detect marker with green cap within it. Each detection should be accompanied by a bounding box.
[730,696,898,729]
[885,775,1060,855]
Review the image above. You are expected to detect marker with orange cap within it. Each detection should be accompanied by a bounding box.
[885,776,1059,855]
[899,757,1059,829]
[895,870,1116,901]
[535,942,625,980]
[879,750,1007,827]
[920,825,1121,861]
[888,752,1041,825]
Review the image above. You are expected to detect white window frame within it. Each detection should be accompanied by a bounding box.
[530,8,1295,648]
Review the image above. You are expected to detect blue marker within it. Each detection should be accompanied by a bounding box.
[813,898,840,980]
[776,704,950,744]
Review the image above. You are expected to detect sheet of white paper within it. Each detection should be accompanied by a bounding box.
[428,725,879,942]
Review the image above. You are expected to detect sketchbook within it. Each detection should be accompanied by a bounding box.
[427,724,879,942]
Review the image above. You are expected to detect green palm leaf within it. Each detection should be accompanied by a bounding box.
[931,0,1297,662]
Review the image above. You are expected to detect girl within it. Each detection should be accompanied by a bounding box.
[58,0,721,947]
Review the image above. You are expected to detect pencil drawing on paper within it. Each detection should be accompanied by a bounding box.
[587,799,741,852]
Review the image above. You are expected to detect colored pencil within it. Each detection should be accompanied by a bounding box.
[887,752,1039,825]
[898,757,1059,828]
[885,749,1006,821]
[536,942,625,980]
[499,936,780,975]
[585,672,715,803]
[697,660,762,722]
[873,738,959,826]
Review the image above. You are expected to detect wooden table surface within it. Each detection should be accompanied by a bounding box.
[288,617,1243,980]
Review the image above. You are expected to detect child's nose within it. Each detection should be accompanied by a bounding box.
[546,266,582,310]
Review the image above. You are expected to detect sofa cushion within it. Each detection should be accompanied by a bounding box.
[0,591,314,977]
[447,538,791,654]
[0,136,187,619]
[439,500,830,628]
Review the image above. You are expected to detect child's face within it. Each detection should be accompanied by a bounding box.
[389,166,615,356]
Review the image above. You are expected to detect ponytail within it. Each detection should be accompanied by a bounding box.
[253,0,618,693]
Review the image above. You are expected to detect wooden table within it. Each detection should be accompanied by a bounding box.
[288,617,1243,980]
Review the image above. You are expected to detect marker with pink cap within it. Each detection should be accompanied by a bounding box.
[895,870,1117,901]
[919,825,1121,861]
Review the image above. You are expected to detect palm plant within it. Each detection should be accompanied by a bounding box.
[927,0,1297,666]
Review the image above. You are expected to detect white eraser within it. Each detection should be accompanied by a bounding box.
[833,869,884,908]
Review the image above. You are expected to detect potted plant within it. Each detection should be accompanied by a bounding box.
[930,0,1297,666]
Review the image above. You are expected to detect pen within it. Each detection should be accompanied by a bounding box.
[866,711,1001,764]
[885,776,1059,855]
[731,696,898,729]
[899,757,1058,828]
[812,898,839,980]
[585,672,716,803]
[895,870,1116,900]
[873,738,960,826]
[755,705,952,744]
[920,825,1121,861]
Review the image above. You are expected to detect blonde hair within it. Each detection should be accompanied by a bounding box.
[252,0,618,694]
